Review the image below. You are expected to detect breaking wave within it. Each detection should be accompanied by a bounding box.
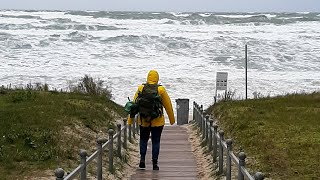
[63,11,320,25]
[0,23,126,31]
[1,10,320,107]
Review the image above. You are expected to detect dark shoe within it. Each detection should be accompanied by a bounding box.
[139,161,146,170]
[152,159,159,170]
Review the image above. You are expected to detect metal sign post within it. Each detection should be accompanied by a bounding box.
[245,44,248,100]
[215,72,228,101]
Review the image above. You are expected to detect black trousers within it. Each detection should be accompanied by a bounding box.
[139,125,164,161]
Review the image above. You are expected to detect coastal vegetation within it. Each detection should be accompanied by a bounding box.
[0,75,126,179]
[208,92,320,179]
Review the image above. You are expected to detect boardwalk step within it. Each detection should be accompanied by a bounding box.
[129,126,198,180]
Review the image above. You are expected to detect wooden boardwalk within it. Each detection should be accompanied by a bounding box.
[129,125,198,180]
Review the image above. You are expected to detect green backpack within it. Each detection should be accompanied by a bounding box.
[135,84,163,121]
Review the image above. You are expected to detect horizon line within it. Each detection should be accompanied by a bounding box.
[1,8,319,14]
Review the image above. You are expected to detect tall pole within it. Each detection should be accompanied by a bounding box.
[245,44,248,100]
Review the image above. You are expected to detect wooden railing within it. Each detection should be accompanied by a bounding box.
[193,102,264,180]
[54,118,140,180]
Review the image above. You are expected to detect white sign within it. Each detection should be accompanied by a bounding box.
[216,72,228,91]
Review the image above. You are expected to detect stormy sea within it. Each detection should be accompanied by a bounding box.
[1,10,320,110]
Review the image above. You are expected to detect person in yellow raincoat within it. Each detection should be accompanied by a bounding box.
[128,69,175,170]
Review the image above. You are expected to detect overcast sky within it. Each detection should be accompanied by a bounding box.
[0,0,319,12]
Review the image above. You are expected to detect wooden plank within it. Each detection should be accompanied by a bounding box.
[138,166,198,171]
[145,153,196,158]
[128,126,198,180]
[130,178,197,180]
[130,171,197,178]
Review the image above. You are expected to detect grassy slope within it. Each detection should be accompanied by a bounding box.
[208,92,320,180]
[0,89,126,179]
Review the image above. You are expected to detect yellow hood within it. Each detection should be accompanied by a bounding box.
[128,70,175,127]
[147,70,159,85]
[128,69,176,126]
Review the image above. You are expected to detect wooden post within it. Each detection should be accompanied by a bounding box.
[79,149,87,180]
[205,115,209,144]
[238,152,246,180]
[208,119,213,152]
[202,110,206,140]
[128,123,132,143]
[108,129,114,173]
[117,123,122,158]
[218,130,224,175]
[132,116,136,139]
[54,168,65,180]
[196,104,199,126]
[193,101,195,121]
[200,105,203,135]
[97,138,106,180]
[226,139,233,180]
[254,172,264,180]
[213,123,218,163]
[197,103,200,126]
[135,115,139,134]
[123,119,128,149]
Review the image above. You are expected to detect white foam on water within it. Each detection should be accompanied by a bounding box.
[170,12,191,17]
[1,11,320,114]
[215,14,257,18]
[297,12,310,14]
[259,14,277,18]
[199,13,212,17]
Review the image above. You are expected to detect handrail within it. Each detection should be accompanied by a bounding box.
[193,101,265,180]
[54,118,139,180]
[221,141,228,150]
[63,165,82,179]
[230,152,239,165]
[102,139,111,149]
[241,166,255,180]
[86,149,100,164]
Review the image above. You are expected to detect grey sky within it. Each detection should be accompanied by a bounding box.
[0,0,319,12]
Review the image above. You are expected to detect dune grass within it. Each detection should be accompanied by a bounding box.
[0,88,126,179]
[208,92,320,180]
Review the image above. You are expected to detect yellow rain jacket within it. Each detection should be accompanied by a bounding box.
[128,70,175,127]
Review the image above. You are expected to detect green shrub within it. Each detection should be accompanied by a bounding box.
[9,90,37,103]
[0,85,6,94]
[70,75,112,99]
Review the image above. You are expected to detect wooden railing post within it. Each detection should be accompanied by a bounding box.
[218,130,224,175]
[208,119,213,152]
[226,139,233,180]
[54,168,65,180]
[199,105,203,135]
[196,103,199,126]
[97,138,106,180]
[123,119,128,149]
[202,109,206,140]
[108,129,114,173]
[117,123,122,158]
[132,116,136,139]
[191,102,264,180]
[79,149,88,180]
[194,103,197,124]
[205,115,209,144]
[213,123,218,163]
[197,104,200,127]
[135,115,139,135]
[128,123,132,143]
[254,172,264,180]
[193,101,195,121]
[238,152,246,180]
